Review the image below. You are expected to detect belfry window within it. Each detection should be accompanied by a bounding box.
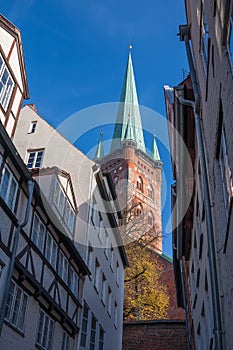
[136,176,143,192]
[147,211,154,226]
[148,184,154,199]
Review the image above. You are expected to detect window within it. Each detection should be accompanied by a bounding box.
[0,164,18,211]
[27,150,44,169]
[90,314,97,350]
[147,211,153,226]
[5,280,29,332]
[87,244,93,270]
[28,121,37,134]
[110,245,114,270]
[32,213,46,252]
[80,304,89,347]
[136,176,143,192]
[69,267,79,297]
[0,54,14,111]
[107,287,112,316]
[0,260,4,278]
[114,301,118,328]
[61,331,73,350]
[200,10,209,73]
[104,230,109,257]
[36,309,54,350]
[90,196,97,227]
[219,129,233,215]
[54,180,75,233]
[227,4,233,70]
[101,273,106,304]
[45,232,57,269]
[99,326,104,350]
[116,261,120,286]
[148,184,153,199]
[98,212,104,243]
[94,259,100,292]
[136,203,143,217]
[58,251,69,283]
[31,214,45,252]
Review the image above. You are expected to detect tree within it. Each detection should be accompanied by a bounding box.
[119,199,170,321]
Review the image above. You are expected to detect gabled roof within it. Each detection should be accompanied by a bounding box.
[110,51,146,153]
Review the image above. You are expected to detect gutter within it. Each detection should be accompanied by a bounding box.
[0,180,34,335]
[177,24,224,350]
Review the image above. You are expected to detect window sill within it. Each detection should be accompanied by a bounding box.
[3,320,25,337]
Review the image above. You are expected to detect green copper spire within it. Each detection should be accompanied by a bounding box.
[110,50,146,153]
[94,130,104,160]
[151,134,160,161]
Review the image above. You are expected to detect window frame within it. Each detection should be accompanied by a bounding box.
[80,304,89,348]
[26,149,44,169]
[4,280,29,333]
[36,309,54,350]
[89,313,97,350]
[227,3,233,72]
[0,163,18,212]
[0,53,15,111]
[31,212,46,253]
[45,232,58,270]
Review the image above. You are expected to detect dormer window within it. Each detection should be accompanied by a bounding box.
[0,54,15,111]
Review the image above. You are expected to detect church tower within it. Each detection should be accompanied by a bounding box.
[97,50,163,253]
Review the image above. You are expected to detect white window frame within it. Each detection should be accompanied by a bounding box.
[28,121,37,134]
[89,314,97,350]
[58,250,69,283]
[80,304,89,348]
[31,213,46,253]
[116,260,120,286]
[0,163,18,211]
[69,266,79,297]
[36,309,54,350]
[107,287,112,316]
[114,301,118,328]
[0,53,15,111]
[61,331,73,350]
[101,273,106,305]
[94,259,100,292]
[5,280,29,333]
[27,149,44,169]
[45,232,58,270]
[98,326,105,350]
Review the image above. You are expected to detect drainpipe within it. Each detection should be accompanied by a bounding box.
[0,179,34,336]
[177,24,224,350]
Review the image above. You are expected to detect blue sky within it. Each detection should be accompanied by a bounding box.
[1,0,188,257]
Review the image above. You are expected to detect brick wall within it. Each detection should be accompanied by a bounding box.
[122,320,187,350]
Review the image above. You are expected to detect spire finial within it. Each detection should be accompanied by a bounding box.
[128,44,133,51]
[94,129,104,160]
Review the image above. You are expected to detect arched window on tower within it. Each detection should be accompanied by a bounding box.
[147,211,154,226]
[136,176,143,192]
[136,203,143,217]
[148,184,154,199]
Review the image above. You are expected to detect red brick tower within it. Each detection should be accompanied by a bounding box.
[96,50,163,253]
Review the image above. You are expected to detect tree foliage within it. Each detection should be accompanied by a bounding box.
[121,199,170,321]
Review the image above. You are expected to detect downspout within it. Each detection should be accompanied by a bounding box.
[0,179,34,336]
[178,25,224,350]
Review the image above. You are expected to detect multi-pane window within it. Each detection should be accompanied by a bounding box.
[219,129,233,215]
[90,314,97,350]
[227,4,233,70]
[80,304,89,347]
[200,11,209,73]
[58,250,69,283]
[0,53,14,111]
[0,164,18,211]
[61,331,72,350]
[27,150,44,169]
[54,179,75,233]
[99,326,105,350]
[45,232,58,269]
[36,309,54,350]
[69,267,79,297]
[5,280,29,332]
[31,213,46,252]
